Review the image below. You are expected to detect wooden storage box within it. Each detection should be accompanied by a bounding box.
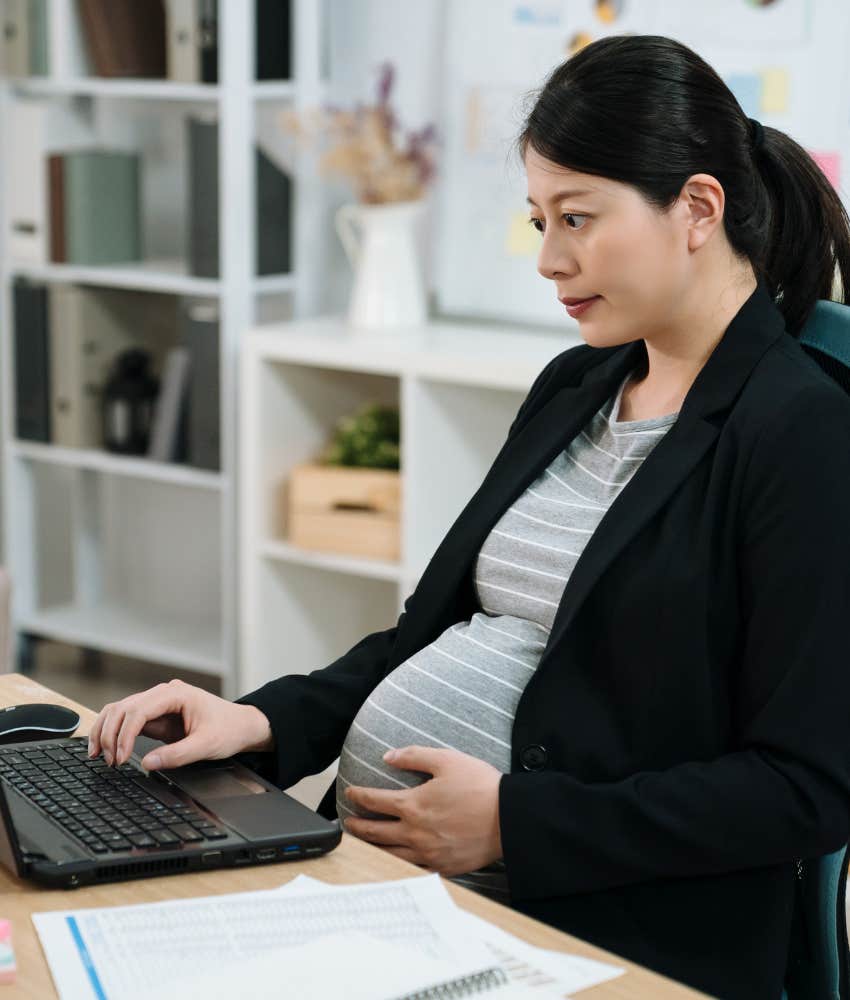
[287,463,401,561]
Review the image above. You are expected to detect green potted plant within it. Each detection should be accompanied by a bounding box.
[287,402,402,561]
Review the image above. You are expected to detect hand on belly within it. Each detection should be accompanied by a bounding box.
[342,745,503,878]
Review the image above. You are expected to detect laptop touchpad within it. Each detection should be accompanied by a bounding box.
[173,767,268,799]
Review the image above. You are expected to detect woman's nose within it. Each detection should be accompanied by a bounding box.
[536,233,576,283]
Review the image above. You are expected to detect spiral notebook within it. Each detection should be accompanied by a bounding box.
[147,930,553,1000]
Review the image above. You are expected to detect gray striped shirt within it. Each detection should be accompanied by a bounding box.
[336,369,679,900]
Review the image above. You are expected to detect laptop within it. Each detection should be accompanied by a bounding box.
[0,733,341,889]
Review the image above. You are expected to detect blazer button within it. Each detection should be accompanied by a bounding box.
[520,744,548,771]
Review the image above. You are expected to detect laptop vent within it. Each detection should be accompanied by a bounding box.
[95,857,190,882]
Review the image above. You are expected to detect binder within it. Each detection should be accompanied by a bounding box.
[257,144,292,275]
[12,278,50,443]
[47,285,140,449]
[198,0,216,83]
[8,99,48,264]
[256,0,290,80]
[0,0,28,77]
[165,0,217,84]
[181,301,220,471]
[187,116,292,277]
[165,0,199,83]
[187,113,218,277]
[26,0,47,75]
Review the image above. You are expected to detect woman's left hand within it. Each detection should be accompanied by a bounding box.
[343,746,503,877]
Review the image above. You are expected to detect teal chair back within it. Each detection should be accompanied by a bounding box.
[798,298,850,392]
[783,848,849,999]
[782,297,850,1000]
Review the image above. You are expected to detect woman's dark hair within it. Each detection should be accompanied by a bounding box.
[514,34,850,338]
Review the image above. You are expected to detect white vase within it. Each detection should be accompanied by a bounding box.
[334,199,428,328]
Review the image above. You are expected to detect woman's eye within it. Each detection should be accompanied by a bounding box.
[526,213,587,233]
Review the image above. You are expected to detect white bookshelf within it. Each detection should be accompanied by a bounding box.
[9,259,223,297]
[239,315,581,695]
[10,441,222,490]
[0,0,327,697]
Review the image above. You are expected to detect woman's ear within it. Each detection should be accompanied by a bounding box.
[681,173,725,251]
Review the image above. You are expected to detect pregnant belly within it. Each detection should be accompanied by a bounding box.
[336,613,542,822]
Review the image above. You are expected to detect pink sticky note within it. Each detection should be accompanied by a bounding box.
[0,919,14,985]
[809,151,841,191]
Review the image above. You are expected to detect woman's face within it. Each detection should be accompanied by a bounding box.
[524,146,696,348]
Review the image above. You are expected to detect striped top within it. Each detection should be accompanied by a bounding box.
[336,369,679,901]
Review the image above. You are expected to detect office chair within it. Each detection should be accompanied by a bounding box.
[781,297,850,1000]
[799,298,850,392]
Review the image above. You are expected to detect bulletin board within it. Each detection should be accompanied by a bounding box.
[432,0,850,328]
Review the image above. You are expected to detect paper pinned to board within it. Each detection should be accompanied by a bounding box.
[810,150,841,190]
[760,67,790,113]
[506,210,540,257]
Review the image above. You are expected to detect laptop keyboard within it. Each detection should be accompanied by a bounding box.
[0,737,230,855]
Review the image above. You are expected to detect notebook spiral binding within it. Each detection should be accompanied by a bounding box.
[398,965,508,999]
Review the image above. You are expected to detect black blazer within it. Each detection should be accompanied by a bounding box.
[236,279,850,1000]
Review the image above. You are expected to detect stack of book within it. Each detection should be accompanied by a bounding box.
[13,281,220,470]
[48,149,142,266]
[164,0,291,84]
[147,301,221,469]
[6,97,291,277]
[0,0,291,82]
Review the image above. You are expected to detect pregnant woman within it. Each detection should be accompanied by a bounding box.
[89,34,850,1000]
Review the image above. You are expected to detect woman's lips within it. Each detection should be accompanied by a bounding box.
[563,295,601,318]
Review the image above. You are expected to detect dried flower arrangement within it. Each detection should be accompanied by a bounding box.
[279,61,439,205]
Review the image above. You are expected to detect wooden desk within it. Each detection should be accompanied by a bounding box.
[0,674,708,999]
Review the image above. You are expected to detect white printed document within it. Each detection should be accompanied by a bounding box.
[32,873,624,1000]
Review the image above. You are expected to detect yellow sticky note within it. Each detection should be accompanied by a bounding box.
[761,68,789,114]
[506,211,539,256]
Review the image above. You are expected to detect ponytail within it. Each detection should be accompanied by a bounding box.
[751,125,850,335]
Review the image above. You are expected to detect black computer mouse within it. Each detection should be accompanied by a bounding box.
[0,703,81,744]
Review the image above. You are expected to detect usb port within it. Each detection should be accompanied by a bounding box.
[305,846,323,855]
[283,844,300,854]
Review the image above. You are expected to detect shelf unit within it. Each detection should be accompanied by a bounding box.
[0,0,328,697]
[239,314,582,695]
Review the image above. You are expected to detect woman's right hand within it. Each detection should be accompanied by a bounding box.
[87,678,274,771]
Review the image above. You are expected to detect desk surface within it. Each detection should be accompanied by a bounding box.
[0,673,708,999]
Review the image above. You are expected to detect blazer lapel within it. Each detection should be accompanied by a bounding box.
[541,414,720,661]
[541,277,788,663]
